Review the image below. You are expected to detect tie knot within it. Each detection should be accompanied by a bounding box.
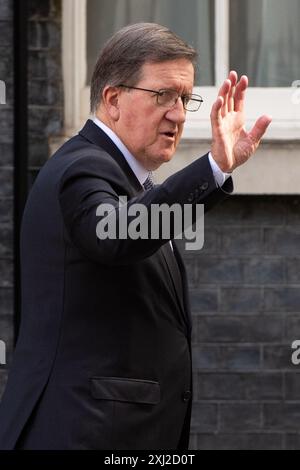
[143,172,154,191]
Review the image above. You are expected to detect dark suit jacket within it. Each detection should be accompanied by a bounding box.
[0,120,233,450]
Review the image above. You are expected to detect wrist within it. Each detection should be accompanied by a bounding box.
[209,152,233,174]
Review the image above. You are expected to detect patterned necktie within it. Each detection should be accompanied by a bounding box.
[143,172,154,190]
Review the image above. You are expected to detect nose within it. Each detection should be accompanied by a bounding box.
[165,97,186,124]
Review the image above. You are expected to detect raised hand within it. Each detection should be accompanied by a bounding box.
[210,71,272,173]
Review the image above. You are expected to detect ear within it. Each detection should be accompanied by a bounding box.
[101,86,121,121]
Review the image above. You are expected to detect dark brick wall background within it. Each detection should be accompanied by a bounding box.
[185,196,300,450]
[1,0,300,451]
[0,0,63,401]
[27,0,63,183]
[0,0,14,402]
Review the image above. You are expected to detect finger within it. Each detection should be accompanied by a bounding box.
[224,72,237,114]
[228,85,236,112]
[234,75,248,112]
[221,81,231,117]
[228,70,238,87]
[222,93,228,118]
[248,115,272,144]
[227,71,237,112]
[210,96,223,128]
[217,79,231,117]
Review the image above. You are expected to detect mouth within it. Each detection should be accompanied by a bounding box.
[161,131,176,140]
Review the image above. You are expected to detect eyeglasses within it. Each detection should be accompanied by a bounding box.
[118,84,203,112]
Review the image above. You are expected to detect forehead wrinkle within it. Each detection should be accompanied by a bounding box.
[139,60,194,94]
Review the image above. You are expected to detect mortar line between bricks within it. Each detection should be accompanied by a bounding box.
[190,255,287,259]
[192,313,300,316]
[194,370,265,374]
[194,400,292,404]
[195,371,284,375]
[195,431,286,435]
[192,342,280,346]
[195,371,300,374]
[195,369,263,372]
[190,284,300,289]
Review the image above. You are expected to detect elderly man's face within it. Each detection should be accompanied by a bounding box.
[115,59,194,170]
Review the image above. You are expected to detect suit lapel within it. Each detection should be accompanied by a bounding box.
[79,120,143,194]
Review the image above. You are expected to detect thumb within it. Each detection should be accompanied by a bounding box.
[248,115,272,144]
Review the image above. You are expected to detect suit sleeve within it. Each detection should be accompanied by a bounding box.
[58,152,233,265]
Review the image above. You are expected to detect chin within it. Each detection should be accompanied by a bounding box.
[147,148,176,170]
[161,152,175,164]
[150,156,173,170]
[160,149,176,162]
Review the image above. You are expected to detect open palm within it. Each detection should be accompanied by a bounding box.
[210,72,272,173]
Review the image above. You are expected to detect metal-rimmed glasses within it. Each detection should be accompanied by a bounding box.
[118,84,203,112]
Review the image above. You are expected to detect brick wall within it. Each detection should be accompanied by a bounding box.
[0,0,63,398]
[0,0,14,399]
[186,196,300,450]
[28,0,63,183]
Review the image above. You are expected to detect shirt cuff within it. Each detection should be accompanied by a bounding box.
[208,152,232,187]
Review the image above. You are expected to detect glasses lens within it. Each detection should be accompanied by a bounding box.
[185,95,203,112]
[157,90,178,107]
[156,90,203,111]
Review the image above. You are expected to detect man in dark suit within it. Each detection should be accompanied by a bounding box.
[0,23,271,450]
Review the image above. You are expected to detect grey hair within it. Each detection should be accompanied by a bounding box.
[90,22,198,113]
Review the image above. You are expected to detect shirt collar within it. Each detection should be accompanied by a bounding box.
[93,117,149,186]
